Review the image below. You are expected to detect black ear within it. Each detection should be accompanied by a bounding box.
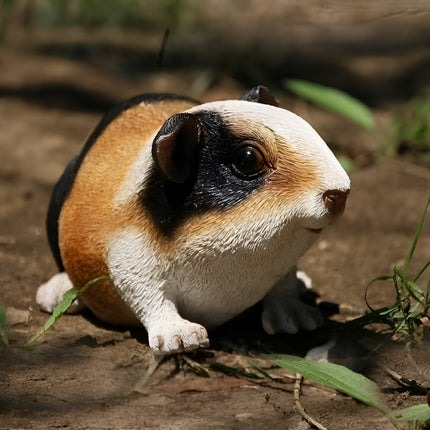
[152,113,202,184]
[240,85,280,107]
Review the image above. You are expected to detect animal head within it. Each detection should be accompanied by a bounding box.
[141,86,350,245]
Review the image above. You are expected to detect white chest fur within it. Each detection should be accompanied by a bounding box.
[107,200,318,333]
[172,215,318,327]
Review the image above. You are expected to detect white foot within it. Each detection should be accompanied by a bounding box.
[36,272,86,314]
[148,319,210,355]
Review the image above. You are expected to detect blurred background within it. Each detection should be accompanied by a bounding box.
[1,7,430,428]
[1,0,429,168]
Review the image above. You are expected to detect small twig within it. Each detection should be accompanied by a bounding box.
[382,366,428,395]
[294,373,328,430]
[181,354,211,377]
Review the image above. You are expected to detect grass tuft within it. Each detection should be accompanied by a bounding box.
[364,196,430,342]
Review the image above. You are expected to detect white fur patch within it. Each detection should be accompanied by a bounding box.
[173,215,319,327]
[107,228,210,353]
[305,336,337,362]
[36,272,85,314]
[113,137,155,208]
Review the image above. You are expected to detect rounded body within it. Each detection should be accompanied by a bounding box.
[42,88,351,353]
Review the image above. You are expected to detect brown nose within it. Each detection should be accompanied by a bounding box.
[323,189,349,216]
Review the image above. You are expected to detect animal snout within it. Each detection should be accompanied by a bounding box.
[323,189,349,216]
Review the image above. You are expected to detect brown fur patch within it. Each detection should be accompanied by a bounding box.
[267,134,320,196]
[59,98,197,325]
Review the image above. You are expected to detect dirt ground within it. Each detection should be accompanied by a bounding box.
[1,3,430,429]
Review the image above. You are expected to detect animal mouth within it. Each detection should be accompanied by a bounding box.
[306,227,323,234]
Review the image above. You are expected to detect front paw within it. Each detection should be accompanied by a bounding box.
[262,297,323,335]
[148,320,210,354]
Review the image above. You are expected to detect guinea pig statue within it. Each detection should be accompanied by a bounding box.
[36,86,350,354]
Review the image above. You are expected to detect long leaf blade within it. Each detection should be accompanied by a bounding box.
[266,354,389,413]
[285,79,376,131]
[389,404,430,422]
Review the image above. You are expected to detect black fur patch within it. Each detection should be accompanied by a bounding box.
[46,154,79,270]
[46,93,199,270]
[140,111,268,237]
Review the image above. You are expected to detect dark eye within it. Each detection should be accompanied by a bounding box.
[230,144,266,178]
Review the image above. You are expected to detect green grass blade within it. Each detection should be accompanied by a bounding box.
[365,275,394,312]
[393,266,425,304]
[134,354,165,390]
[284,79,377,131]
[407,282,426,307]
[25,276,111,348]
[404,195,430,275]
[211,362,265,380]
[250,361,277,380]
[265,354,389,413]
[413,260,430,283]
[0,305,9,347]
[389,404,430,422]
[408,282,425,296]
[341,305,396,330]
